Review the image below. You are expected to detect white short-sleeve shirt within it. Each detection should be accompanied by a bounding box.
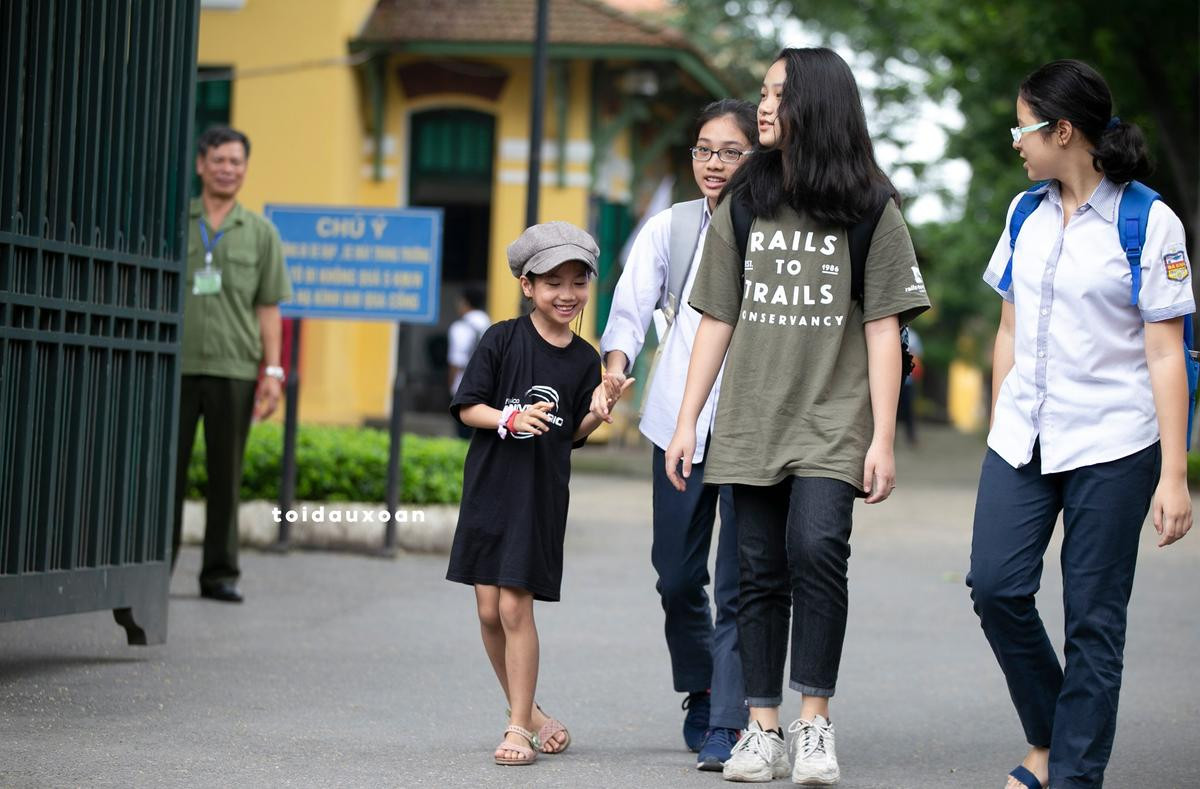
[448,309,491,395]
[982,177,1195,473]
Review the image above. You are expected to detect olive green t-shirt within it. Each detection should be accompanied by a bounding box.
[688,199,930,490]
[182,199,292,380]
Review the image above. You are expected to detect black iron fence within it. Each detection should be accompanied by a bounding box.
[0,0,199,644]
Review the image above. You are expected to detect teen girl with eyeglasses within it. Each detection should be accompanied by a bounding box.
[969,59,1193,789]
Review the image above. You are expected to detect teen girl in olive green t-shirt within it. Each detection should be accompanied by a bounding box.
[664,47,929,784]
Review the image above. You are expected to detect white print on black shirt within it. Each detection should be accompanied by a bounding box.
[504,385,565,439]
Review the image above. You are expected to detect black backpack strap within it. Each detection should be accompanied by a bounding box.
[847,189,894,303]
[730,195,753,262]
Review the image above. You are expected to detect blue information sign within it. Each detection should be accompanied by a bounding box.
[264,205,443,324]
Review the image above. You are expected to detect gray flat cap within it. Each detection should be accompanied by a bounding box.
[507,221,599,279]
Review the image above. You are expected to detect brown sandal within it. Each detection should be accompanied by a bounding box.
[494,725,540,766]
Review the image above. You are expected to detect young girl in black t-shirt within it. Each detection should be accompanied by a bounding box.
[446,222,632,766]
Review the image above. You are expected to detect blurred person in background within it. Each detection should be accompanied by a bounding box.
[448,285,491,439]
[897,327,922,446]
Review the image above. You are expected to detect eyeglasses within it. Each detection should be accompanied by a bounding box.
[690,146,751,164]
[1010,121,1050,143]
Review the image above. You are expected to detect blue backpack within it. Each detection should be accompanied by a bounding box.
[997,180,1200,449]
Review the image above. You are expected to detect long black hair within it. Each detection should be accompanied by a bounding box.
[723,47,895,227]
[693,98,757,147]
[1019,59,1152,183]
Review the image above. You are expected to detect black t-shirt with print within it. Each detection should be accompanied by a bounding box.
[446,315,600,602]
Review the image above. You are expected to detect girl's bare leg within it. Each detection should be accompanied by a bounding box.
[474,585,509,697]
[497,587,539,760]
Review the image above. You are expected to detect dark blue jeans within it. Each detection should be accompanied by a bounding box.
[651,446,746,730]
[968,441,1160,788]
[732,476,856,705]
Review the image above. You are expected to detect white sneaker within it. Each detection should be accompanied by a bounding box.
[788,715,840,785]
[722,721,790,782]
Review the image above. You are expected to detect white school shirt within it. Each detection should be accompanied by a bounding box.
[600,202,724,462]
[982,177,1195,473]
[448,309,491,395]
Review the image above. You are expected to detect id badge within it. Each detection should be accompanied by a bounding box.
[193,267,222,296]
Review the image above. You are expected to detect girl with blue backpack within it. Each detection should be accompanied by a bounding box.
[969,59,1194,789]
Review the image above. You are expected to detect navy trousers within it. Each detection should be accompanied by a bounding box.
[651,446,746,730]
[968,441,1160,788]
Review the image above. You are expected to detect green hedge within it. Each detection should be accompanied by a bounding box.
[187,423,467,504]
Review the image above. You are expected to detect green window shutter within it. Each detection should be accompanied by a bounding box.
[411,110,494,182]
[191,69,232,197]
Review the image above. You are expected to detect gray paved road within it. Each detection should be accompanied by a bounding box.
[2,430,1198,788]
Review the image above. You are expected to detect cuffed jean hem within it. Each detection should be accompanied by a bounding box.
[746,696,784,708]
[711,704,750,730]
[789,680,834,697]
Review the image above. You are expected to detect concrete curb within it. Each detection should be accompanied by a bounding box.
[182,500,458,555]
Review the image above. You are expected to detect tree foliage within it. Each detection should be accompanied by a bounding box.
[668,0,1199,370]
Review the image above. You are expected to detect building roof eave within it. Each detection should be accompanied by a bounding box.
[348,39,733,98]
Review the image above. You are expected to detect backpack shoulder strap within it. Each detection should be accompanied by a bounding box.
[847,189,894,303]
[997,182,1049,294]
[1113,181,1197,448]
[667,199,706,309]
[1117,180,1160,307]
[729,194,753,264]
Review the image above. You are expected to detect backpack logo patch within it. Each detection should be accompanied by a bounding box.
[1165,248,1189,282]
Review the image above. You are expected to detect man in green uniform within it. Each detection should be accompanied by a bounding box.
[172,126,292,603]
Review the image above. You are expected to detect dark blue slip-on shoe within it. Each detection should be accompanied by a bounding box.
[696,726,741,771]
[681,690,711,752]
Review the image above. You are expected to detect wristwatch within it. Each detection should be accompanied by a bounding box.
[264,365,285,382]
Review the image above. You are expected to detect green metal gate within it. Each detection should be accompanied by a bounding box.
[0,0,199,644]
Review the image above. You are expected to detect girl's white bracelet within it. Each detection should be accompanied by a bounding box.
[497,404,520,439]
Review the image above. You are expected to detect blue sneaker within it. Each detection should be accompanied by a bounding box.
[681,690,710,752]
[696,726,741,771]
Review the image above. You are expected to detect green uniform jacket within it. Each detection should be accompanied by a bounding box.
[182,198,292,380]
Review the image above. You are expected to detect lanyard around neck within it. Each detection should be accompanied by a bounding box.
[198,219,224,267]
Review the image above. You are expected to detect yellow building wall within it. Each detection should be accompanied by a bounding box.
[484,59,595,331]
[200,0,403,424]
[200,4,608,425]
